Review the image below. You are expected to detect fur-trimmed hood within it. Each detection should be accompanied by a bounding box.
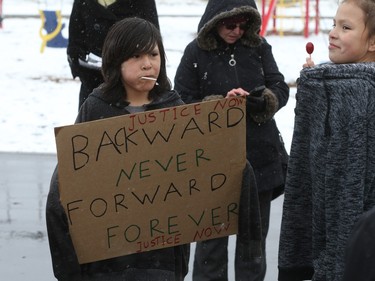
[197,0,262,50]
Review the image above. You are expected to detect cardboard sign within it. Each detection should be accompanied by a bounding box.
[55,97,246,264]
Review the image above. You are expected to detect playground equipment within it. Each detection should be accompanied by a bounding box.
[39,9,68,53]
[38,0,68,53]
[260,0,320,37]
[0,0,3,29]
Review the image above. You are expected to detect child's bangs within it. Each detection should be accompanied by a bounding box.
[132,32,158,55]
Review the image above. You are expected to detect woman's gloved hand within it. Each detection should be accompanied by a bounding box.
[247,85,266,113]
[247,86,279,123]
[247,95,266,113]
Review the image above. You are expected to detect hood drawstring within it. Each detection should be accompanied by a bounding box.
[323,70,331,137]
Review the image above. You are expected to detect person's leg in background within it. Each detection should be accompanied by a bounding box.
[192,236,229,281]
[77,67,104,109]
[235,190,272,281]
[257,190,272,280]
[78,82,91,109]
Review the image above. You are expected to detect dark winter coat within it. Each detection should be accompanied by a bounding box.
[46,89,189,281]
[342,206,375,281]
[67,0,159,91]
[278,62,375,281]
[174,0,289,196]
[46,87,263,280]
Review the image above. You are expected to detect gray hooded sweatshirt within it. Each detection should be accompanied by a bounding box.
[278,62,375,281]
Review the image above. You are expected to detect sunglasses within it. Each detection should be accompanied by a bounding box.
[222,22,249,31]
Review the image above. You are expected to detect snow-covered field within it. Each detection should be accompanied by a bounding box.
[0,0,336,154]
[0,0,337,280]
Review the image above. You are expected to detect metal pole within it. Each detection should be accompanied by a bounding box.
[315,0,320,34]
[0,0,3,29]
[260,0,277,36]
[305,0,309,38]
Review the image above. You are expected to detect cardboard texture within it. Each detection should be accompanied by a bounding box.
[55,97,247,264]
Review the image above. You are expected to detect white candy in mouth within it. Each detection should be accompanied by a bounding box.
[140,76,157,81]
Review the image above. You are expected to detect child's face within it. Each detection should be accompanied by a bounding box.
[121,45,161,97]
[328,1,375,63]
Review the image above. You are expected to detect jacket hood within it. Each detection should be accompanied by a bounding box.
[197,0,262,50]
[299,62,375,137]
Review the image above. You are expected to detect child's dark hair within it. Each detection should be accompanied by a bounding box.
[101,17,171,103]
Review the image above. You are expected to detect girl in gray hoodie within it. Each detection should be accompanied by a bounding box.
[278,0,375,280]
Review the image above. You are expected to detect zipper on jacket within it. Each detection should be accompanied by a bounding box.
[228,48,240,86]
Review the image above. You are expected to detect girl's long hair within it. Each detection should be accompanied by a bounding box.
[100,17,171,103]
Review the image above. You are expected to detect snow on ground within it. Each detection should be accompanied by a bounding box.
[0,0,337,280]
[0,0,337,154]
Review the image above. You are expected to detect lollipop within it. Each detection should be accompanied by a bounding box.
[306,42,314,58]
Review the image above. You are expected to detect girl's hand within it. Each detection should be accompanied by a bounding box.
[303,57,315,68]
[226,88,250,98]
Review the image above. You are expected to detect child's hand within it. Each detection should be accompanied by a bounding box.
[226,88,249,98]
[303,57,315,68]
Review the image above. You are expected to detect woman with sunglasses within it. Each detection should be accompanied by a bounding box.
[174,0,289,280]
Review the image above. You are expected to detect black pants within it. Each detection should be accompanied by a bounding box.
[192,190,272,281]
[77,67,103,109]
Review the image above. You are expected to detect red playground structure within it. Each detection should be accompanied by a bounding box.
[260,0,320,37]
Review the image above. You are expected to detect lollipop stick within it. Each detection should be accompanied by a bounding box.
[140,76,157,81]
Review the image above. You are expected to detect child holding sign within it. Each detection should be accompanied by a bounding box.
[67,0,160,109]
[46,18,188,281]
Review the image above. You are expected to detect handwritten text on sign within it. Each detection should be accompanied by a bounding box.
[55,97,246,264]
